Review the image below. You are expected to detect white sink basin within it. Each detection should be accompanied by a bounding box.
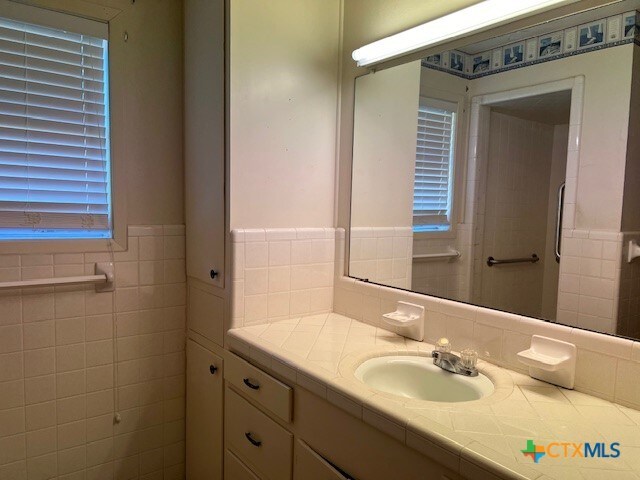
[354,355,494,402]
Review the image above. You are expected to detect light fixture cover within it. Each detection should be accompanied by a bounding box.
[352,0,576,67]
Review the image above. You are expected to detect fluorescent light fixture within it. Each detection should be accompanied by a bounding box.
[351,0,575,67]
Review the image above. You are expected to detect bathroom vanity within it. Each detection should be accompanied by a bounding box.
[186,312,640,480]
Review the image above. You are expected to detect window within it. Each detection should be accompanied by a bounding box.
[0,9,111,240]
[412,98,456,233]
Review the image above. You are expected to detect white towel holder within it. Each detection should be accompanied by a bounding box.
[0,262,114,293]
[628,239,640,263]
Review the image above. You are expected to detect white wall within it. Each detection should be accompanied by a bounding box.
[229,0,341,230]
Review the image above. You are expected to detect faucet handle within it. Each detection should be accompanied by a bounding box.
[460,349,478,369]
[436,337,451,353]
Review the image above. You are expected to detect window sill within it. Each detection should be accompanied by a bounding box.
[0,236,126,255]
[413,229,457,240]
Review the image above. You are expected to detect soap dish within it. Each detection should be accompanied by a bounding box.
[382,301,424,341]
[517,335,576,389]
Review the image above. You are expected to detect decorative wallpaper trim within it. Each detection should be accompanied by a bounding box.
[422,11,640,80]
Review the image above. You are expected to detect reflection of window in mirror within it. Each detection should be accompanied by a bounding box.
[413,98,457,235]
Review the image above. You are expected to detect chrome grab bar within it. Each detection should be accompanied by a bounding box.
[487,254,539,267]
[555,182,565,263]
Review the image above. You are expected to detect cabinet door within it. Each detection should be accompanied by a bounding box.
[184,0,225,287]
[186,340,224,479]
[294,440,351,480]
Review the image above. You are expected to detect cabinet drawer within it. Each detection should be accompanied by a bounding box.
[225,449,261,480]
[294,440,351,480]
[225,387,293,480]
[225,351,292,422]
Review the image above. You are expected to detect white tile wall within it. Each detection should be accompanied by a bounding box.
[557,228,622,334]
[349,227,412,289]
[0,225,186,480]
[231,228,335,327]
[411,224,472,301]
[333,231,640,409]
[474,112,555,319]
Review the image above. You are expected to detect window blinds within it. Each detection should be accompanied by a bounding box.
[413,99,456,231]
[0,13,111,239]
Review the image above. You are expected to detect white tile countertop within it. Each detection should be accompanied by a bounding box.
[227,313,640,480]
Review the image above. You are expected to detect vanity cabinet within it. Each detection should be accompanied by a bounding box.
[224,350,293,422]
[225,450,261,480]
[186,340,224,479]
[293,440,351,480]
[223,351,460,480]
[225,387,293,479]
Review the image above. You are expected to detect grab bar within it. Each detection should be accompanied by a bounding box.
[487,254,539,267]
[555,182,565,263]
[413,250,460,261]
[0,262,114,292]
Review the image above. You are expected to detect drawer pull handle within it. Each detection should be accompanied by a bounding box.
[209,365,217,375]
[245,432,262,447]
[243,378,260,390]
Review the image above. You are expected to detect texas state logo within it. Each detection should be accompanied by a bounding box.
[521,440,546,463]
[521,439,621,463]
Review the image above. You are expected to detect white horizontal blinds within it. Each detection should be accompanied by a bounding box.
[0,13,111,237]
[413,98,456,231]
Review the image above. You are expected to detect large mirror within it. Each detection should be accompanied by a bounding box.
[349,0,640,340]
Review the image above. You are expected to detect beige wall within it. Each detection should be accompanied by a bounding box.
[622,46,640,232]
[229,0,341,230]
[350,61,420,228]
[112,0,184,225]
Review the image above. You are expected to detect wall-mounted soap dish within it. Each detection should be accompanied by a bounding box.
[628,239,640,263]
[517,335,576,389]
[382,301,424,341]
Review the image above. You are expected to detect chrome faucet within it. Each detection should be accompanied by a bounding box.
[431,350,478,377]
